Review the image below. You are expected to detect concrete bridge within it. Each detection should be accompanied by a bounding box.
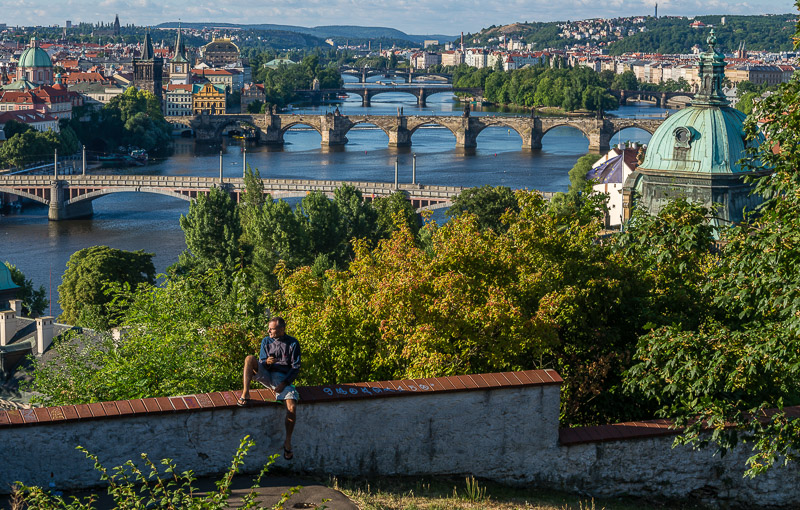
[339,66,452,83]
[166,113,665,152]
[295,85,481,107]
[610,89,695,108]
[0,174,468,221]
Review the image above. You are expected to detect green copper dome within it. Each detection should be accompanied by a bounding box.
[0,263,19,292]
[640,105,755,174]
[18,38,52,69]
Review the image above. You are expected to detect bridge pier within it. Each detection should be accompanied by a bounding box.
[261,114,285,145]
[388,128,412,147]
[321,113,350,147]
[48,181,93,221]
[417,89,427,107]
[362,89,371,107]
[454,118,479,149]
[588,130,612,153]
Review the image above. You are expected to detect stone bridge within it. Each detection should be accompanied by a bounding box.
[339,66,452,83]
[0,174,471,221]
[166,113,665,152]
[296,86,480,107]
[610,89,695,108]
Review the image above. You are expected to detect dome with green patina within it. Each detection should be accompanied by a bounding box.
[0,263,19,293]
[622,29,767,227]
[18,38,52,69]
[639,29,762,175]
[639,105,757,174]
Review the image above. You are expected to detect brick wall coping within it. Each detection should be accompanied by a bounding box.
[0,369,562,429]
[559,405,800,446]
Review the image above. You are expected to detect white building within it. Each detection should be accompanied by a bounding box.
[465,48,488,69]
[163,83,193,117]
[587,145,641,228]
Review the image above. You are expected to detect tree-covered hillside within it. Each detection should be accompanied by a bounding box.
[609,14,796,54]
[460,14,795,54]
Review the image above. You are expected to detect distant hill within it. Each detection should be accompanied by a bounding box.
[156,22,454,45]
[608,14,796,55]
[462,14,796,54]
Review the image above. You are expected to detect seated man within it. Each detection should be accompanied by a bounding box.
[239,316,301,460]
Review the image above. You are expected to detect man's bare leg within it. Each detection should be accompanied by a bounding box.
[284,399,297,459]
[240,355,259,402]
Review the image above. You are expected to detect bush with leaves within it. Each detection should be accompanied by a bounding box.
[12,436,298,510]
[3,262,47,317]
[30,268,265,406]
[265,190,651,425]
[58,246,155,327]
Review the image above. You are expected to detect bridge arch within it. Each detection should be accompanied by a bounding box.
[607,122,657,140]
[472,120,526,142]
[212,118,264,140]
[541,122,592,141]
[367,89,421,103]
[64,187,196,206]
[406,119,459,141]
[279,120,323,138]
[343,120,391,142]
[0,187,49,206]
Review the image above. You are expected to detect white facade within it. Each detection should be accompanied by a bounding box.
[163,84,193,116]
[465,48,487,69]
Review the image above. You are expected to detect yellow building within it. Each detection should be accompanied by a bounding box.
[192,82,226,114]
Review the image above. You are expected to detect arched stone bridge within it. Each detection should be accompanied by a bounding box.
[339,66,452,83]
[0,174,485,221]
[295,86,480,107]
[609,89,695,108]
[167,113,665,152]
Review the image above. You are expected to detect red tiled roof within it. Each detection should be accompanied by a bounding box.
[0,109,58,125]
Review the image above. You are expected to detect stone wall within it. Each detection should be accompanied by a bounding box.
[1,369,798,508]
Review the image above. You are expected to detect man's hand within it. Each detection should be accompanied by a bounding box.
[265,356,276,365]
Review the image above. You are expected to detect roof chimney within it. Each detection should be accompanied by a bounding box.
[36,316,55,354]
[0,309,17,347]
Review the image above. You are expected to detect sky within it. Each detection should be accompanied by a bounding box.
[2,0,796,35]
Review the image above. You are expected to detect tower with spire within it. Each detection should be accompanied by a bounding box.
[168,25,190,84]
[132,28,164,102]
[113,15,120,36]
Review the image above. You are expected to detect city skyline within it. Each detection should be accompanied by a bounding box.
[1,0,796,36]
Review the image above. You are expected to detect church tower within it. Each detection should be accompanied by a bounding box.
[621,30,766,228]
[168,25,190,84]
[113,15,120,36]
[133,29,164,102]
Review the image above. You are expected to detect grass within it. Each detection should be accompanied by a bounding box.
[322,475,708,510]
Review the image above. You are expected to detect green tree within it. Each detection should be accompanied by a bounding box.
[333,184,379,260]
[735,91,759,115]
[58,246,155,327]
[625,14,800,476]
[2,119,35,139]
[548,153,603,221]
[3,262,47,317]
[611,70,638,90]
[30,267,265,405]
[179,186,242,272]
[0,130,59,167]
[374,191,421,238]
[447,185,519,232]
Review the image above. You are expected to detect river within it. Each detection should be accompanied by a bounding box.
[1,74,673,316]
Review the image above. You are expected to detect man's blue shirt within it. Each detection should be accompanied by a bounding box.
[259,334,301,385]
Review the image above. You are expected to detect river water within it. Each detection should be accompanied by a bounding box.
[1,74,673,315]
